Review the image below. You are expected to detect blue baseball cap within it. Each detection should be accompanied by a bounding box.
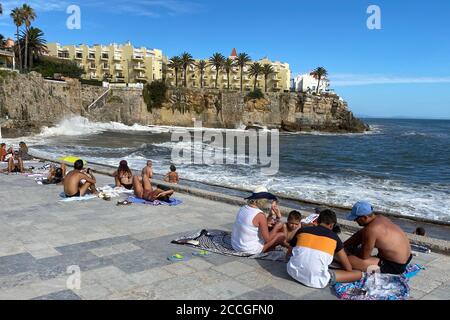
[346,201,374,221]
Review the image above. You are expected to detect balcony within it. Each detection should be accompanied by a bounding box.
[88,54,95,60]
[136,72,147,80]
[75,52,83,60]
[134,63,146,71]
[89,64,96,70]
[57,52,70,59]
[113,55,121,61]
[102,64,109,70]
[272,75,281,81]
[101,54,109,61]
[132,55,144,61]
[115,64,123,70]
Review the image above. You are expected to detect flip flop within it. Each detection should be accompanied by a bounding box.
[117,200,132,206]
[192,250,211,257]
[167,253,190,262]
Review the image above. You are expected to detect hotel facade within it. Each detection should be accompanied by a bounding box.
[166,50,291,92]
[47,42,165,83]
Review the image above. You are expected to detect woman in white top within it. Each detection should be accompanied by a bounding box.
[231,187,286,254]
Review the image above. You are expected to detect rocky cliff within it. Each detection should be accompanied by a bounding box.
[0,72,368,137]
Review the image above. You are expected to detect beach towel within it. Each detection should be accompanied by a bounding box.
[98,185,134,198]
[334,264,424,300]
[59,192,97,202]
[171,229,286,262]
[127,196,183,206]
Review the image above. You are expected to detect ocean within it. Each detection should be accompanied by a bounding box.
[4,116,450,223]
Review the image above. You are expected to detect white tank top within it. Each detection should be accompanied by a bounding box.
[231,205,265,255]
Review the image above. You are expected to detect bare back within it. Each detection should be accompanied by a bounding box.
[64,170,90,195]
[364,215,411,264]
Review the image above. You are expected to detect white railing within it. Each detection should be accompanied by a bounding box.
[87,88,111,112]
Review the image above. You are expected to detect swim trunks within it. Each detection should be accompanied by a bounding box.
[378,254,412,274]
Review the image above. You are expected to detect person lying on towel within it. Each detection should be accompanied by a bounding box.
[42,163,67,185]
[132,170,174,202]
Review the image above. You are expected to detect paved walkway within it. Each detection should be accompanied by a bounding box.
[0,172,449,300]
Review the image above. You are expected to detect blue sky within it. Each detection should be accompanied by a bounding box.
[1,0,449,119]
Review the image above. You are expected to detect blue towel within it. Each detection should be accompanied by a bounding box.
[127,196,183,206]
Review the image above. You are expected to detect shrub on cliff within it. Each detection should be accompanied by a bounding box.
[32,56,83,79]
[246,88,264,100]
[143,80,167,112]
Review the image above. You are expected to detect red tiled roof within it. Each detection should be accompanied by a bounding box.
[230,48,237,57]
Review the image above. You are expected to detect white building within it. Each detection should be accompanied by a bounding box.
[293,72,330,93]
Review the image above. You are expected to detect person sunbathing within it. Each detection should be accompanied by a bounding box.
[7,151,24,173]
[0,143,7,162]
[132,172,174,202]
[344,201,412,275]
[42,163,66,185]
[141,160,153,179]
[63,159,98,197]
[163,164,179,184]
[18,142,33,161]
[287,209,362,289]
[113,160,134,189]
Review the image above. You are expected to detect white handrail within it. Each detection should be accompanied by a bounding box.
[87,88,111,112]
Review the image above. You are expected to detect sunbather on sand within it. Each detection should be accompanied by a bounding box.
[132,171,174,202]
[18,142,33,161]
[231,187,286,255]
[42,163,66,185]
[113,160,134,189]
[344,201,412,275]
[63,159,98,197]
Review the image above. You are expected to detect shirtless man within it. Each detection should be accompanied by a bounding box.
[141,160,153,179]
[344,201,412,274]
[132,171,174,202]
[63,160,98,197]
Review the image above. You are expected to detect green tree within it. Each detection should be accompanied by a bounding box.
[196,60,207,88]
[235,52,251,91]
[262,64,275,92]
[21,4,36,71]
[20,27,47,69]
[209,53,225,89]
[223,58,234,90]
[0,34,5,48]
[32,56,83,78]
[180,52,194,88]
[248,62,263,91]
[167,56,182,87]
[310,66,328,94]
[143,80,167,112]
[10,8,24,71]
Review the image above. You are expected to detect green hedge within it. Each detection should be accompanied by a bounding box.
[143,80,167,112]
[246,88,264,100]
[32,56,84,79]
[80,79,103,86]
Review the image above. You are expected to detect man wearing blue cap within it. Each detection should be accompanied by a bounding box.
[344,201,412,275]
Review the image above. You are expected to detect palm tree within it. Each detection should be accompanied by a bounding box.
[248,62,263,91]
[168,56,182,87]
[180,52,194,88]
[21,4,36,71]
[262,64,275,92]
[0,34,5,49]
[223,58,234,90]
[21,27,47,69]
[196,60,207,88]
[10,8,24,71]
[209,53,225,89]
[235,52,251,91]
[310,66,328,94]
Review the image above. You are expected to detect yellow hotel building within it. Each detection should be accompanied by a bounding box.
[47,42,164,83]
[166,49,291,92]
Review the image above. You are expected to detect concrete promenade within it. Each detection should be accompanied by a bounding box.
[0,172,449,300]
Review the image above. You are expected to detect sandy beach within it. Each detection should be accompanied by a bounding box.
[0,163,449,300]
